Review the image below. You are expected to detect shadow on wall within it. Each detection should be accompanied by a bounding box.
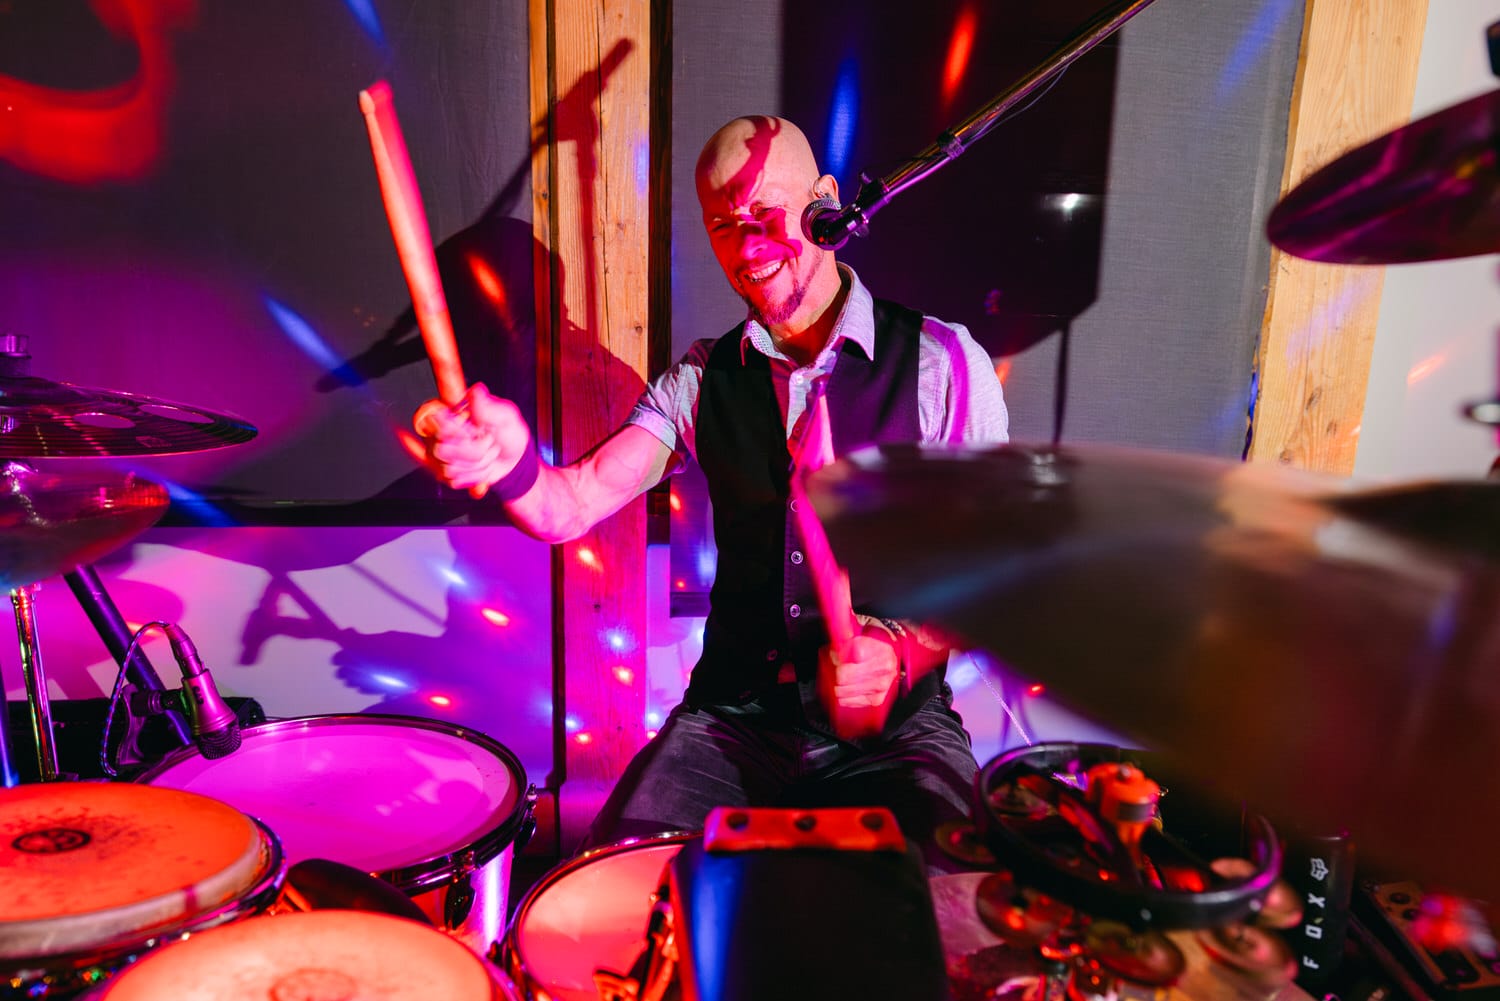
[0,526,554,785]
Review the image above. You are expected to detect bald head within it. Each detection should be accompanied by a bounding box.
[694,116,823,208]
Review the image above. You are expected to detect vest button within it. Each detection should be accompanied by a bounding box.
[788,603,802,618]
[765,649,778,661]
[789,550,804,565]
[789,499,799,513]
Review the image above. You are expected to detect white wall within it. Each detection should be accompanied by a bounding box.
[1354,5,1500,481]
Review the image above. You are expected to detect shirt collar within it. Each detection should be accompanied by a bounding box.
[739,264,877,365]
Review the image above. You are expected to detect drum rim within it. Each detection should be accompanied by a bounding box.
[500,830,698,981]
[103,908,512,1000]
[136,713,533,890]
[0,818,285,985]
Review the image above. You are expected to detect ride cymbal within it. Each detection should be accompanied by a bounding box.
[0,375,256,458]
[1268,88,1500,264]
[806,443,1500,903]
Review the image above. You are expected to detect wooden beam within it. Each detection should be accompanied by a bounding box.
[1250,0,1428,474]
[530,0,654,842]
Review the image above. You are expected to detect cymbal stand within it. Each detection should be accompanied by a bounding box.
[3,566,188,784]
[11,584,60,780]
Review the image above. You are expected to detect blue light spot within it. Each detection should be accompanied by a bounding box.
[159,479,234,526]
[263,296,354,383]
[635,136,650,198]
[564,715,581,731]
[342,0,388,50]
[695,545,718,583]
[605,629,635,653]
[645,711,662,726]
[368,671,412,692]
[824,58,860,183]
[438,566,467,588]
[1215,0,1300,107]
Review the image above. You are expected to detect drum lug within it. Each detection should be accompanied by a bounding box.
[517,784,539,851]
[444,869,475,930]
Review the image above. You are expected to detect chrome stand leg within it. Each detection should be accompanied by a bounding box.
[12,585,59,781]
[0,648,16,788]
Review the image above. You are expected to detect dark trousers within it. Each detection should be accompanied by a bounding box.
[579,688,978,874]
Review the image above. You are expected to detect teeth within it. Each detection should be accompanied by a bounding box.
[743,260,783,284]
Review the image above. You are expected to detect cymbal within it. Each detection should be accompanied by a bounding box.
[1267,88,1500,264]
[0,464,168,590]
[0,375,257,457]
[807,443,1500,902]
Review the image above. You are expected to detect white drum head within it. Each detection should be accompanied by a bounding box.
[97,910,505,1000]
[0,782,270,959]
[512,837,689,1001]
[144,717,522,876]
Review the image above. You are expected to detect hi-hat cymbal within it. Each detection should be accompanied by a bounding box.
[1267,88,1500,264]
[807,443,1500,902]
[0,375,256,457]
[0,464,168,590]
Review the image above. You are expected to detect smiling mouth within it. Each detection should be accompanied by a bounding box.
[741,260,785,285]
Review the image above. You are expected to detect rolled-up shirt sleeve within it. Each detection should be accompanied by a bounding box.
[624,337,716,473]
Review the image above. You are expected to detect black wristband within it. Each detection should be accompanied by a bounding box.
[492,434,540,501]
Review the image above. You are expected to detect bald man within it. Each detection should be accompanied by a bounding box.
[415,116,1008,869]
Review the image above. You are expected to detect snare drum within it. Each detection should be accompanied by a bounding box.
[139,714,533,953]
[93,910,522,1000]
[0,782,283,997]
[502,833,695,1001]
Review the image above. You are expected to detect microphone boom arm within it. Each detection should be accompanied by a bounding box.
[808,0,1162,249]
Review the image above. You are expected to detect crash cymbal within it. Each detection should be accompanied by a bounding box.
[0,375,256,457]
[1267,88,1500,263]
[807,443,1500,903]
[0,464,168,590]
[1325,479,1500,560]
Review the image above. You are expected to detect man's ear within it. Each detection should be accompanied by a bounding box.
[813,173,840,204]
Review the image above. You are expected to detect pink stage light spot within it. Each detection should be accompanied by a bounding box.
[1027,683,1045,696]
[481,608,511,627]
[428,694,452,708]
[574,732,593,745]
[1407,352,1447,386]
[612,666,634,685]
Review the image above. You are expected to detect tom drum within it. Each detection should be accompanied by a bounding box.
[0,782,283,997]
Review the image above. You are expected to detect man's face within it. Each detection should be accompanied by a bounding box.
[697,141,832,330]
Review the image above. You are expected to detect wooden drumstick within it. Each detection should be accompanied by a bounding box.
[359,80,467,406]
[792,390,896,738]
[791,392,857,646]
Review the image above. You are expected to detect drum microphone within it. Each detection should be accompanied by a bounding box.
[131,624,242,759]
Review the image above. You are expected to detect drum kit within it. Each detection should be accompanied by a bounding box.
[3,69,1500,1001]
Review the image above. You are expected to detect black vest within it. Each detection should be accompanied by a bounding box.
[687,299,925,720]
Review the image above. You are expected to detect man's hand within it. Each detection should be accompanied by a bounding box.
[818,624,901,739]
[409,383,531,498]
